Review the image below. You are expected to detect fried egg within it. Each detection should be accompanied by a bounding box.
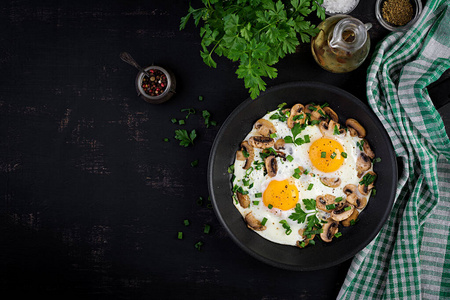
[232,104,376,247]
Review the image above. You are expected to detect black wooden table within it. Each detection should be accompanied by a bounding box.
[1,0,447,299]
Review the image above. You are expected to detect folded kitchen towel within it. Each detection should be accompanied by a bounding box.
[338,0,450,299]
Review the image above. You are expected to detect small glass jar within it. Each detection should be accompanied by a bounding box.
[375,0,422,31]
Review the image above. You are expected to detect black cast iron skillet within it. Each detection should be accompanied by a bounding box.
[208,81,397,271]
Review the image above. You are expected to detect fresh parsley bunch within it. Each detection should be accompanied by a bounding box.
[180,0,325,99]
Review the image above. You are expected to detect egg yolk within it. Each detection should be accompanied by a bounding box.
[309,138,345,173]
[263,179,299,211]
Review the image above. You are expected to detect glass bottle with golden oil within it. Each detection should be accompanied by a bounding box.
[311,15,372,73]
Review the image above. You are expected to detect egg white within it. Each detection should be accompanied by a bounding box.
[232,108,373,246]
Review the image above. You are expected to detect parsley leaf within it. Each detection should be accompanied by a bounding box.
[175,129,197,147]
[288,203,307,224]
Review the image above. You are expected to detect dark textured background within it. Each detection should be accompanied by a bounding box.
[1,0,447,299]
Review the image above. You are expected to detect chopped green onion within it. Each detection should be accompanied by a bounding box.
[242,150,249,158]
[321,152,326,158]
[261,217,268,226]
[344,206,352,211]
[184,219,190,226]
[204,224,210,234]
[286,155,294,162]
[253,201,260,205]
[292,173,300,179]
[163,138,169,142]
[171,118,177,124]
[277,102,287,109]
[334,232,342,238]
[191,160,199,167]
[304,135,310,143]
[178,119,185,125]
[303,169,309,175]
[178,232,183,239]
[321,103,329,108]
[307,183,314,190]
[335,197,344,202]
[243,179,250,186]
[228,165,234,174]
[270,133,277,138]
[293,114,304,121]
[286,229,292,235]
[330,152,337,159]
[309,240,316,245]
[308,106,317,111]
[333,125,340,135]
[198,95,204,101]
[310,120,320,125]
[268,204,273,209]
[326,204,336,210]
[373,157,382,163]
[372,189,377,196]
[341,152,348,158]
[294,168,302,174]
[194,241,203,250]
[318,109,326,118]
[255,193,262,198]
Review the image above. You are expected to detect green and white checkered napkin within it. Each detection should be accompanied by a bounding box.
[338,0,450,299]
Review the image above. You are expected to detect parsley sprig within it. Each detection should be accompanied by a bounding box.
[180,0,325,99]
[175,129,197,147]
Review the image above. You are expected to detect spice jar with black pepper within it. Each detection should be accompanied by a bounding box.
[135,66,176,104]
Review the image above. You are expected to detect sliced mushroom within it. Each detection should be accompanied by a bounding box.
[236,192,250,208]
[320,176,342,188]
[249,136,275,149]
[265,155,278,177]
[323,106,339,123]
[346,194,367,210]
[316,194,336,212]
[287,104,306,128]
[274,138,285,150]
[319,119,344,137]
[346,118,366,138]
[362,139,375,159]
[342,209,359,227]
[296,228,316,248]
[245,212,266,231]
[331,203,355,221]
[356,152,372,176]
[305,104,326,121]
[358,171,377,195]
[255,119,276,137]
[343,184,357,196]
[239,141,255,170]
[320,219,339,242]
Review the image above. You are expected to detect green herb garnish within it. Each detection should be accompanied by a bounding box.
[175,129,197,147]
[180,0,325,99]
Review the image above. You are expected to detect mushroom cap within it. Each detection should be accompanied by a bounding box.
[362,138,375,159]
[274,138,285,150]
[343,184,357,195]
[345,118,366,138]
[356,152,372,175]
[319,119,344,137]
[264,155,278,177]
[237,192,250,208]
[240,141,255,170]
[287,103,306,128]
[342,209,359,227]
[245,212,266,231]
[255,119,276,137]
[346,194,367,209]
[331,203,355,221]
[316,194,336,212]
[249,136,275,149]
[323,106,339,123]
[320,219,339,242]
[320,176,342,188]
[358,171,377,195]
